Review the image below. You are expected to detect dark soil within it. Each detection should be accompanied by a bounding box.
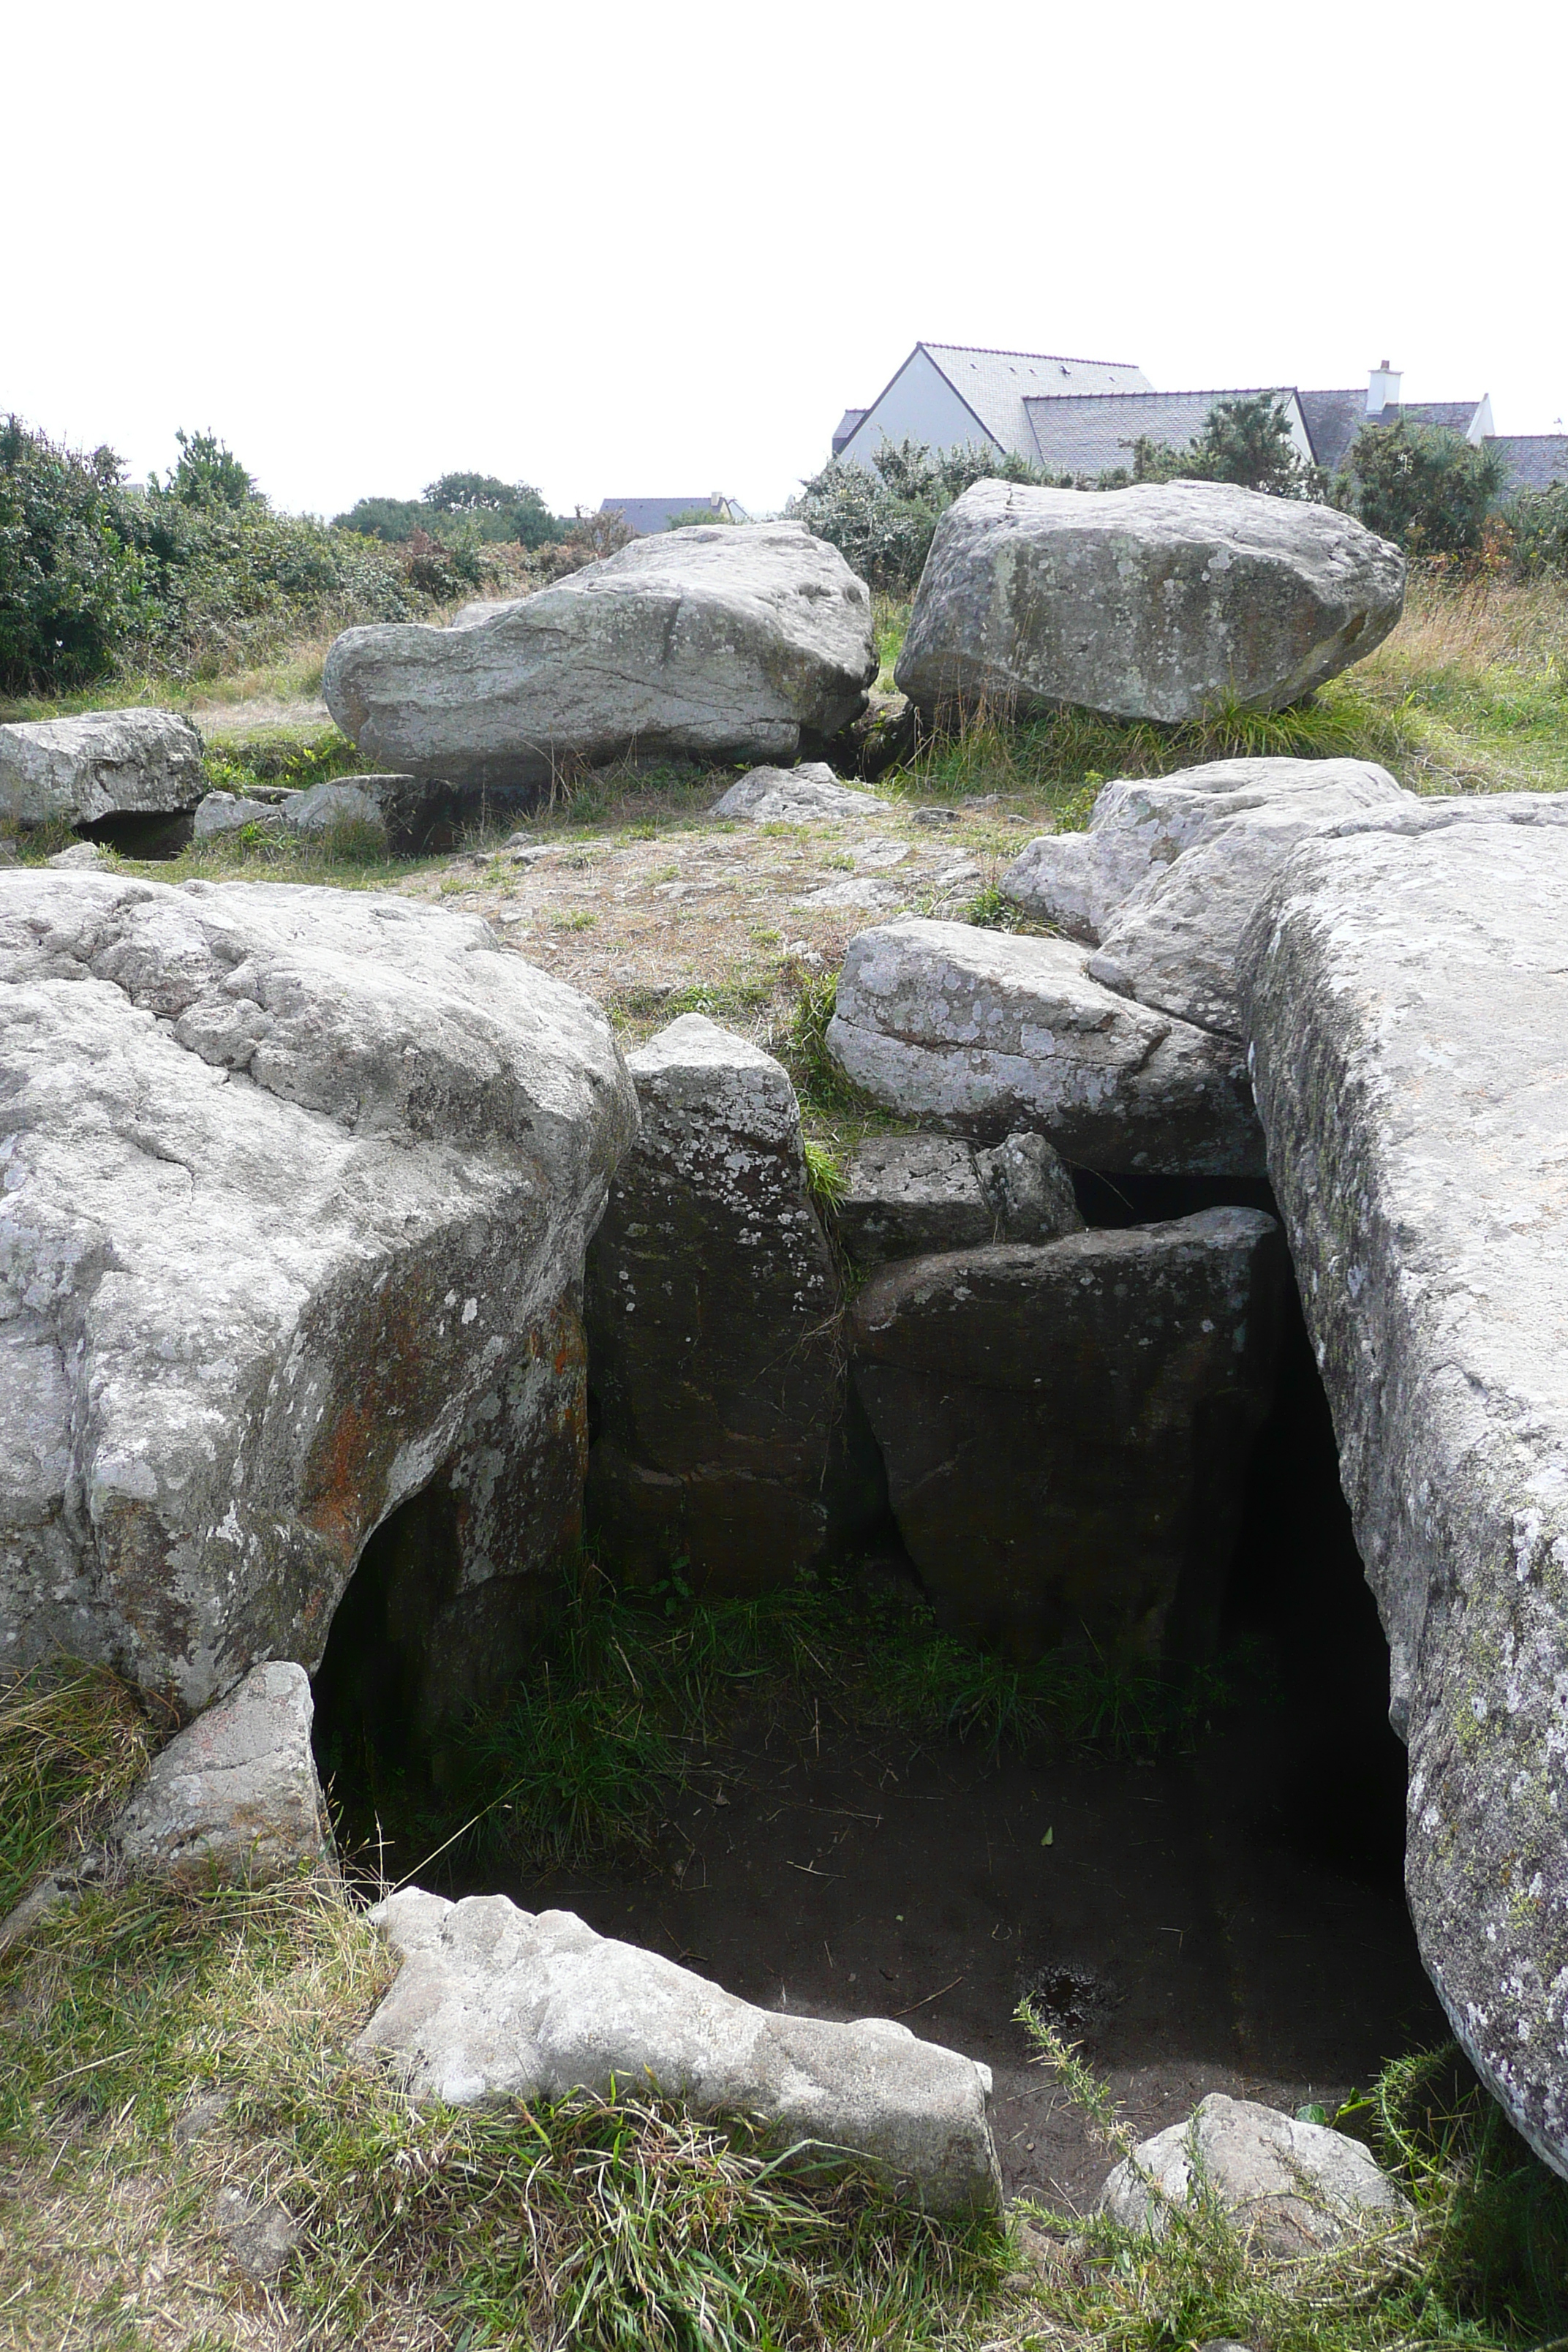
[445,1678,1444,2212]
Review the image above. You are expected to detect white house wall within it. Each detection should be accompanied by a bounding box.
[838,349,999,472]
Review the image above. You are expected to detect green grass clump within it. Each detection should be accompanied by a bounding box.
[0,1874,1006,2348]
[0,1659,154,1918]
[1012,2011,1568,2348]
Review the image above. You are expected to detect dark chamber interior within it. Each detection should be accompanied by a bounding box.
[311,1177,1445,2205]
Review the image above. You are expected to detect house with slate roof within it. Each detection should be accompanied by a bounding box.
[833,348,1564,501]
[600,493,746,536]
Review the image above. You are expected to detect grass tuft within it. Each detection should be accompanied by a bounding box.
[0,1659,155,1919]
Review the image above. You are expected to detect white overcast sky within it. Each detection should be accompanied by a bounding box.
[6,0,1564,523]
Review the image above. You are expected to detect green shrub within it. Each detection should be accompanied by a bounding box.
[1127,391,1326,499]
[1507,480,1568,577]
[0,416,148,693]
[790,437,1077,594]
[336,471,562,550]
[1343,418,1508,556]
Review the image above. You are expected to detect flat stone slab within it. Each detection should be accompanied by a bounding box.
[358,1886,1002,2217]
[826,917,1264,1173]
[0,709,206,829]
[1238,816,1568,2179]
[1100,2093,1409,2255]
[837,1131,1082,1264]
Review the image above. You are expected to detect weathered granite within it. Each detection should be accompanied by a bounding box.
[0,872,636,1713]
[826,918,1264,1173]
[0,709,206,829]
[324,524,878,791]
[113,1659,329,1884]
[359,1886,1002,2216]
[586,1016,864,1588]
[851,1210,1284,1654]
[895,480,1405,722]
[1238,817,1568,2179]
[710,762,888,823]
[1100,2094,1409,2253]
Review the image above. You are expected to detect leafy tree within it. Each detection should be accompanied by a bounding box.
[0,415,147,692]
[423,471,559,548]
[1343,418,1509,555]
[163,429,257,510]
[333,494,429,543]
[1128,394,1323,499]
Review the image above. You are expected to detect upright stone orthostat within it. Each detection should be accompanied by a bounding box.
[895,480,1404,723]
[1238,813,1568,2180]
[0,872,637,1715]
[324,523,878,792]
[585,1014,862,1589]
[851,1210,1284,1656]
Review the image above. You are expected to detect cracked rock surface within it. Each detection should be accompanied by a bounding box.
[359,1885,1003,2217]
[325,523,878,791]
[826,917,1264,1173]
[1239,818,1568,2179]
[0,871,637,1712]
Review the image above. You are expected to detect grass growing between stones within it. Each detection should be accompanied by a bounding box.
[7,1660,1568,2347]
[1011,2014,1568,2350]
[0,1662,154,1921]
[341,1569,1254,1885]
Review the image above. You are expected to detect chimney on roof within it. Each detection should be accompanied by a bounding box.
[1367,360,1402,417]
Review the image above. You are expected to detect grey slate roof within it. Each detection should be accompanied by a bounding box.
[1488,436,1568,497]
[600,496,742,535]
[1299,391,1487,474]
[832,409,868,457]
[1024,388,1294,476]
[919,343,1151,455]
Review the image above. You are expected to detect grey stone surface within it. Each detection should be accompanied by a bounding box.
[0,709,206,829]
[586,1016,866,1589]
[193,791,289,840]
[1100,2094,1409,2254]
[1084,761,1413,1036]
[325,524,878,791]
[895,480,1405,723]
[45,841,110,869]
[837,1131,1082,1264]
[838,1134,993,1263]
[710,762,889,823]
[283,777,390,849]
[826,918,1264,1174]
[359,1886,1002,2217]
[974,1130,1084,1243]
[1237,820,1568,2179]
[0,872,636,1712]
[214,2185,297,2280]
[851,1212,1282,1654]
[113,1661,329,1884]
[1002,758,1409,946]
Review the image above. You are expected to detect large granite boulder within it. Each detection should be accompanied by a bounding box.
[1100,2094,1409,2253]
[826,918,1264,1174]
[585,1015,865,1589]
[359,1886,1002,2217]
[0,872,637,1715]
[895,481,1405,723]
[324,524,878,794]
[0,709,206,830]
[1237,815,1568,2179]
[851,1210,1284,1654]
[1003,758,1413,1037]
[112,1660,330,1885]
